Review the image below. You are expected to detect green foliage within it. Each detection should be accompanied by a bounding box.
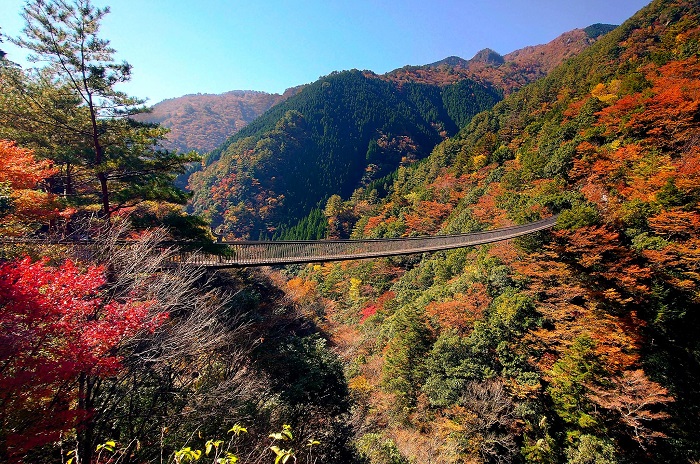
[257,334,349,415]
[557,203,601,229]
[442,79,503,129]
[382,306,432,410]
[0,181,12,216]
[269,424,293,441]
[189,70,501,238]
[547,336,604,437]
[566,434,619,464]
[174,447,203,463]
[2,0,198,217]
[167,424,319,464]
[273,206,327,240]
[583,24,618,39]
[356,433,409,464]
[228,424,248,436]
[422,330,475,406]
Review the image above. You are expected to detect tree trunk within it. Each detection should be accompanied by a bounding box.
[77,373,95,464]
[98,170,110,218]
[86,91,110,218]
[65,162,73,196]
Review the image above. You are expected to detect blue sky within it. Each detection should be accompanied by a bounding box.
[1,0,650,104]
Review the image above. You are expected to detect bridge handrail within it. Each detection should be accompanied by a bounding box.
[218,215,557,246]
[0,215,558,267]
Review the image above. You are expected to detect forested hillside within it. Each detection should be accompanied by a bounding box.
[187,71,502,239]
[186,22,616,241]
[0,2,354,463]
[133,89,297,153]
[383,24,617,92]
[281,0,700,462]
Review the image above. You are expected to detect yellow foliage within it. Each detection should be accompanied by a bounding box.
[348,375,372,394]
[472,154,488,169]
[349,277,362,302]
[591,79,622,103]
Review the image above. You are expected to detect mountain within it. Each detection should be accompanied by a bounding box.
[135,88,301,153]
[285,0,700,462]
[503,23,617,75]
[187,71,502,239]
[428,55,470,67]
[470,48,505,66]
[186,24,617,240]
[384,25,617,92]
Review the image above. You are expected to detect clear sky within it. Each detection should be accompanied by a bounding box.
[1,0,651,105]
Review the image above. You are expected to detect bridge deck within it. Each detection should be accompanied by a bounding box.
[179,215,557,268]
[0,216,557,268]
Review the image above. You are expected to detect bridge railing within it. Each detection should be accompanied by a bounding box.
[180,215,558,267]
[0,215,557,268]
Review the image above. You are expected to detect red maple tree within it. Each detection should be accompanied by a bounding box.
[0,257,167,461]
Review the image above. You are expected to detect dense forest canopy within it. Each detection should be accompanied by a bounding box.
[3,0,700,463]
[283,0,700,462]
[187,70,502,239]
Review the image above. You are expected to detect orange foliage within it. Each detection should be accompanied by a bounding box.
[0,140,56,188]
[559,226,651,300]
[403,201,453,235]
[286,276,318,303]
[0,140,62,235]
[675,147,700,193]
[597,58,700,149]
[425,283,490,333]
[511,245,643,375]
[471,182,509,226]
[427,173,472,205]
[588,369,673,449]
[363,215,389,236]
[648,210,700,238]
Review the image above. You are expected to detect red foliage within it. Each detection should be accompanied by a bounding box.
[360,303,378,322]
[360,291,395,323]
[0,257,167,459]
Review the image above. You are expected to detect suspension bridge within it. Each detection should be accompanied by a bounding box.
[0,216,557,268]
[176,215,557,267]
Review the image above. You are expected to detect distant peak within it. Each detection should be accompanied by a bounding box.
[469,48,505,66]
[428,55,470,68]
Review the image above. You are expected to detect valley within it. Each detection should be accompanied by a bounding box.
[1,0,699,463]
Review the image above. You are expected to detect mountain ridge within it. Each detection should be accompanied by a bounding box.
[142,24,616,154]
[134,86,304,153]
[384,24,618,91]
[185,22,621,240]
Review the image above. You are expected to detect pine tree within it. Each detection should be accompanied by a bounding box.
[3,0,197,217]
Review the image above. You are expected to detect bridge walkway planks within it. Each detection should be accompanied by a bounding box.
[182,215,558,268]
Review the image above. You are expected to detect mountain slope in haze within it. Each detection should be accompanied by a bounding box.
[385,24,617,92]
[289,0,700,462]
[187,72,502,239]
[135,88,300,153]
